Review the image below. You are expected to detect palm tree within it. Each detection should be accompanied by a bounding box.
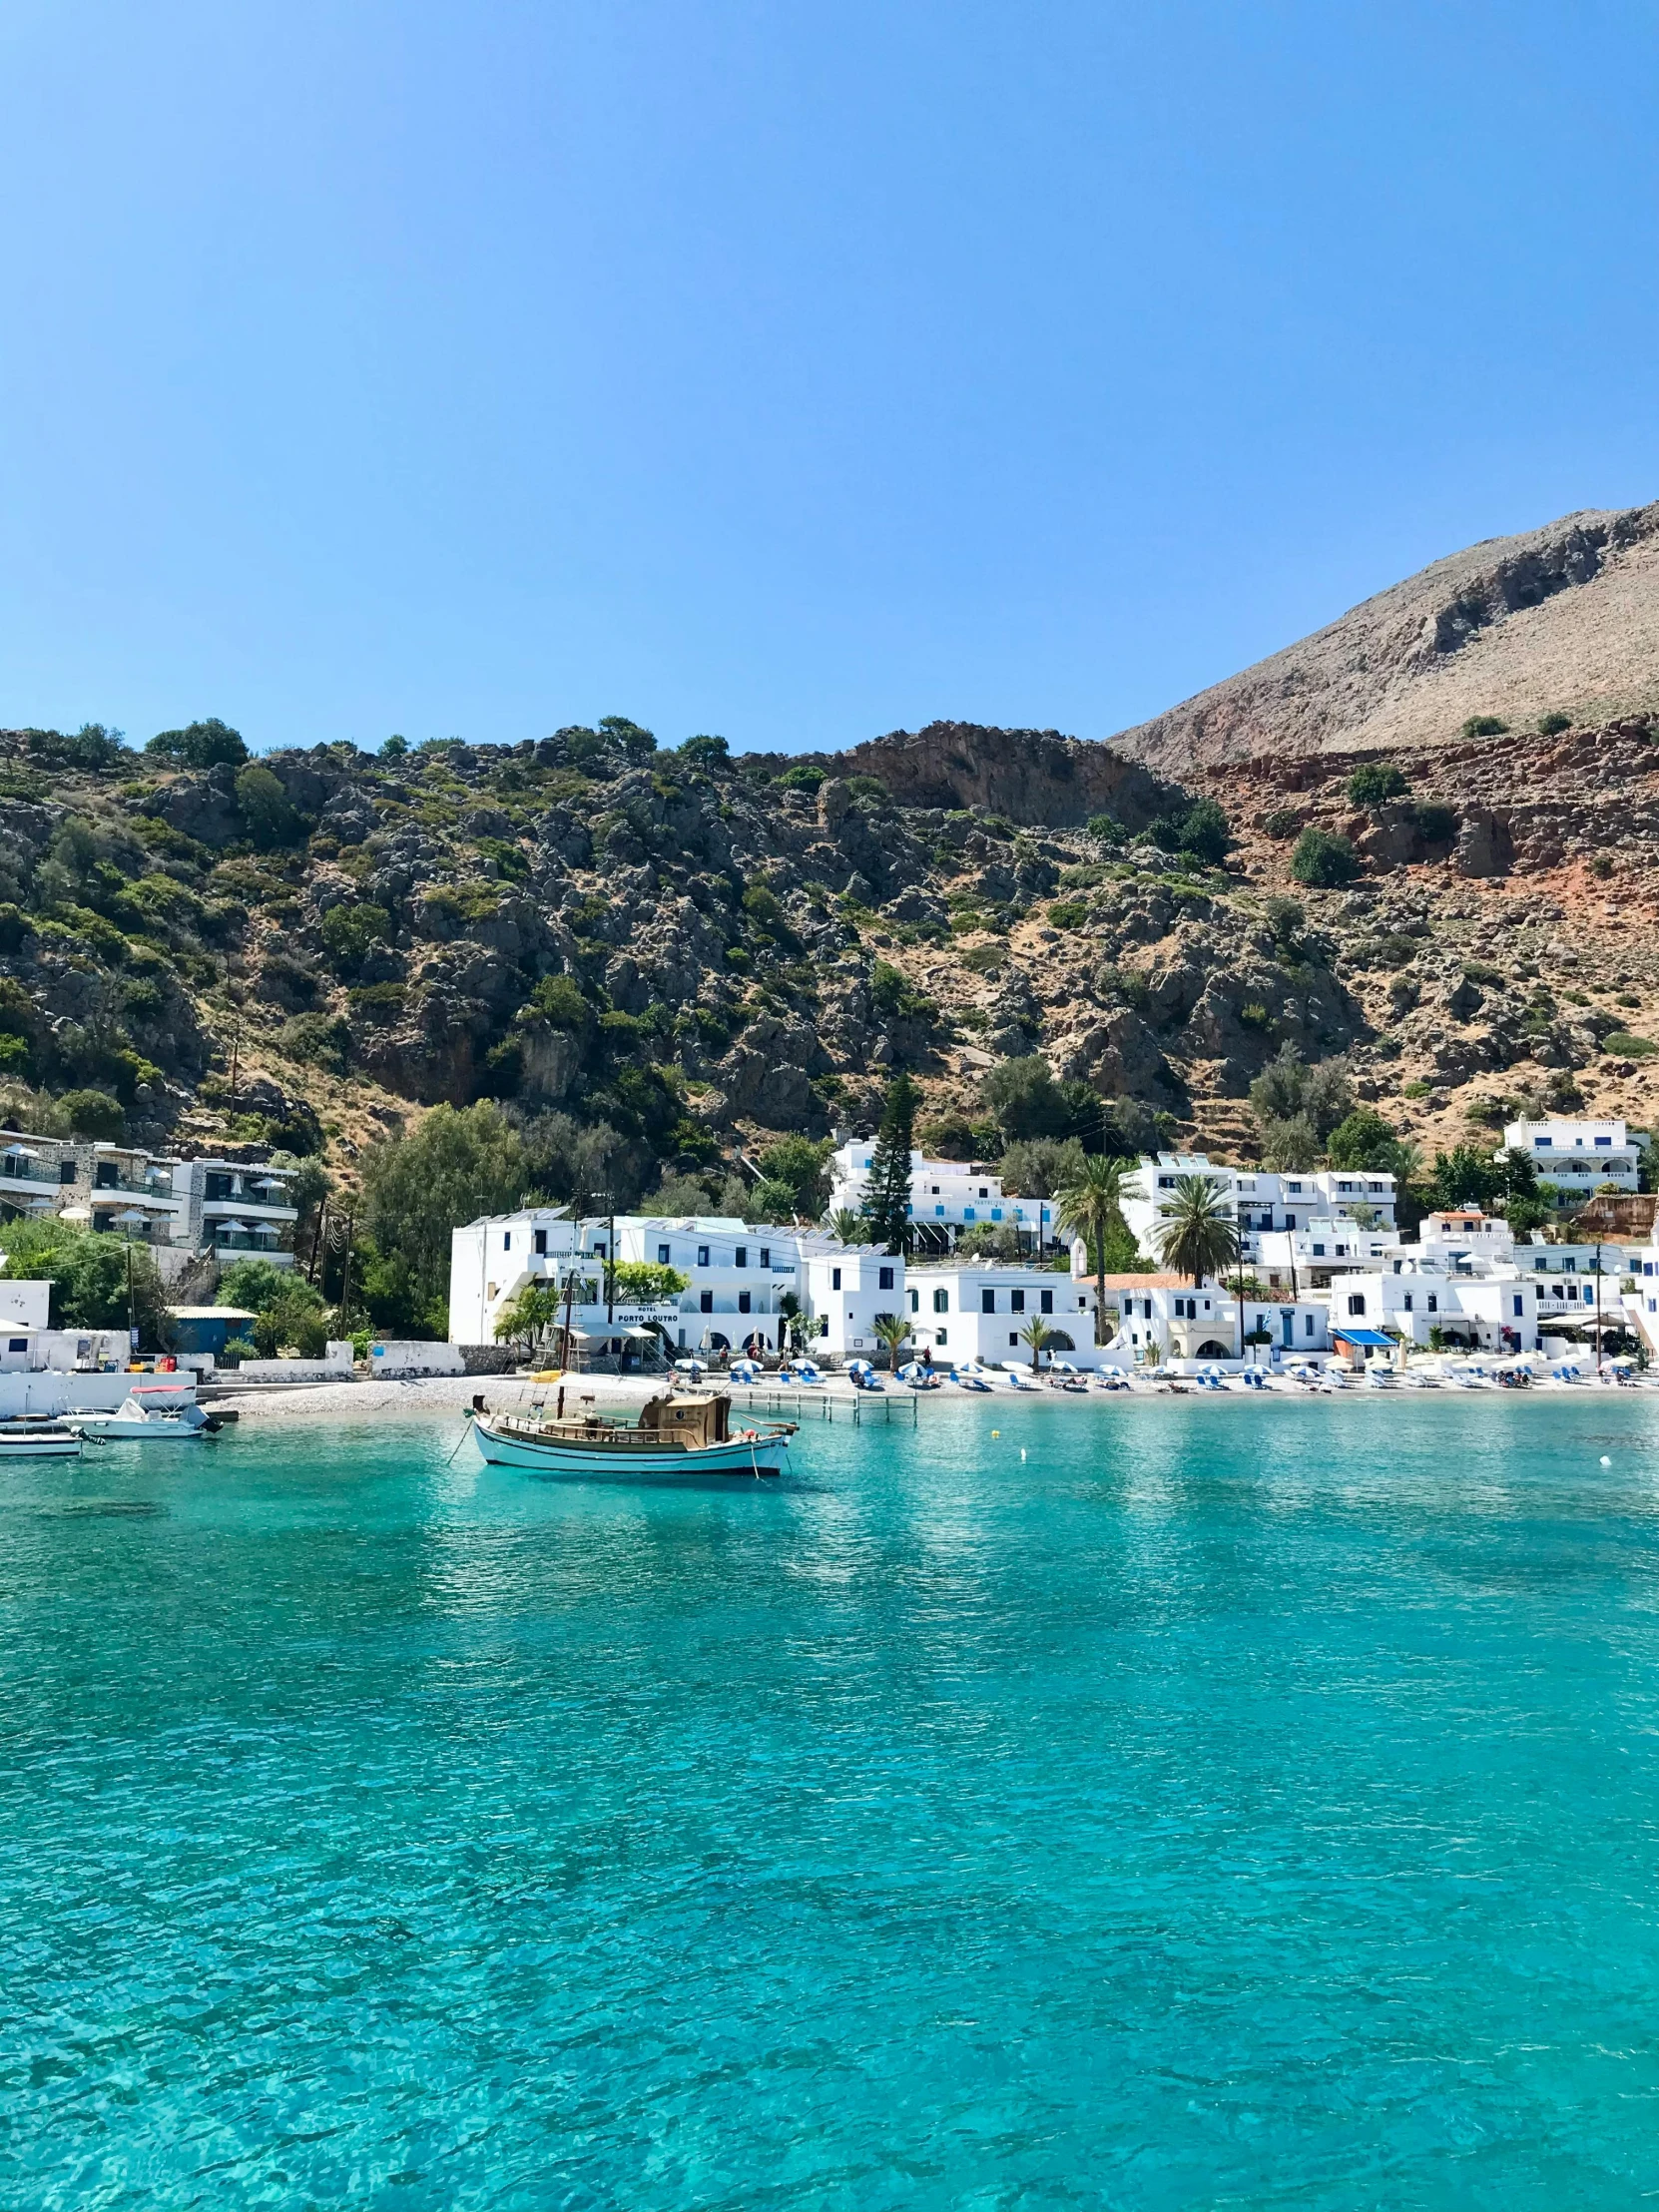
[1154,1174,1241,1357]
[1054,1154,1130,1347]
[1019,1315,1054,1373]
[827,1207,864,1245]
[1153,1175,1240,1286]
[871,1311,911,1371]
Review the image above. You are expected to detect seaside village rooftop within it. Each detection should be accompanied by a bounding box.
[442,1117,1659,1380]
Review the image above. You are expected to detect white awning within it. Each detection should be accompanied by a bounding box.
[623,1325,660,1339]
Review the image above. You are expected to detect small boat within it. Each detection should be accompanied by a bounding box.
[470,1388,795,1481]
[72,1386,220,1442]
[0,1417,82,1459]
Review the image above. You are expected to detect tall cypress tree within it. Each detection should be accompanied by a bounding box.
[862,1073,918,1254]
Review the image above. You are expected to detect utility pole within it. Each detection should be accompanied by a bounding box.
[336,1212,355,1337]
[307,1198,327,1285]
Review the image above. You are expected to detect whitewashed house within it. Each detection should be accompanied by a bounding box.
[904,1262,1100,1368]
[801,1245,905,1359]
[827,1141,1057,1250]
[1119,1154,1396,1269]
[1501,1119,1643,1198]
[1335,1262,1538,1353]
[1101,1277,1331,1365]
[1254,1218,1401,1292]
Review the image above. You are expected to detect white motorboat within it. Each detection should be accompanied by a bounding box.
[72,1385,220,1442]
[470,1388,795,1482]
[0,1417,82,1459]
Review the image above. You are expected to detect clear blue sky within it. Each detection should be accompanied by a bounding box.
[2,2,1656,757]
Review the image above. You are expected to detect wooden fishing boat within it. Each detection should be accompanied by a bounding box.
[469,1389,795,1482]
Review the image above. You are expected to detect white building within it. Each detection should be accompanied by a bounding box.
[1101,1277,1332,1365]
[1502,1119,1643,1198]
[1414,1209,1515,1268]
[1254,1217,1401,1292]
[801,1246,905,1359]
[0,1131,300,1273]
[1119,1153,1397,1268]
[451,1209,862,1360]
[904,1263,1100,1368]
[827,1141,1056,1249]
[1336,1262,1538,1352]
[171,1158,299,1267]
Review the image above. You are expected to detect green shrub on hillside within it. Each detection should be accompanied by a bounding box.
[147,718,248,769]
[1347,763,1408,807]
[1461,715,1509,739]
[1290,829,1359,887]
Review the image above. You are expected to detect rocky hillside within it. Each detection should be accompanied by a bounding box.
[1113,502,1659,772]
[2,700,1655,1213]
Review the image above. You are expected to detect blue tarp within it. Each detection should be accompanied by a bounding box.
[1334,1328,1393,1348]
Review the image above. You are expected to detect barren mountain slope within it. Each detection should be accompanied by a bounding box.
[1113,502,1659,773]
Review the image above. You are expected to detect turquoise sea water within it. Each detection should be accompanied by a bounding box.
[6,1397,1659,2208]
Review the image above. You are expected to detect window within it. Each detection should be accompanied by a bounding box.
[981,1288,997,1314]
[963,1208,975,1223]
[1305,1314,1316,1338]
[7,1339,23,1353]
[1347,1295,1365,1316]
[878,1266,893,1291]
[58,1159,75,1185]
[1040,1290,1053,1315]
[657,1243,671,1265]
[1285,1214,1297,1230]
[735,1246,748,1269]
[935,1205,945,1218]
[591,1239,603,1259]
[909,1290,919,1313]
[831,1267,841,1291]
[1512,1295,1523,1318]
[697,1245,711,1268]
[990,1208,1002,1222]
[978,1187,989,1199]
[1403,1293,1413,1312]
[738,1291,752,1314]
[700,1291,713,1314]
[535,1230,549,1257]
[935,1329,947,1347]
[1011,1289,1025,1314]
[1595,1135,1611,1147]
[1312,1244,1325,1258]
[502,1233,511,1252]
[930,1185,940,1195]
[1009,1332,1019,1347]
[932,1289,948,1314]
[1427,1294,1438,1313]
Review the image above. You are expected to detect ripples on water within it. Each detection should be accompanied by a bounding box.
[4,1398,1659,2208]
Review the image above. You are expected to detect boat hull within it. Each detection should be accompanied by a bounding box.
[72,1418,205,1442]
[0,1431,81,1458]
[472,1417,787,1482]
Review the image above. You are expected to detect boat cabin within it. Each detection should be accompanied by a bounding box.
[638,1390,731,1444]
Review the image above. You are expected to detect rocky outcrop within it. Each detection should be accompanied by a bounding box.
[1113,501,1659,772]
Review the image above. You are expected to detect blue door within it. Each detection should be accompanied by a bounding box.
[1280,1310,1296,1349]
